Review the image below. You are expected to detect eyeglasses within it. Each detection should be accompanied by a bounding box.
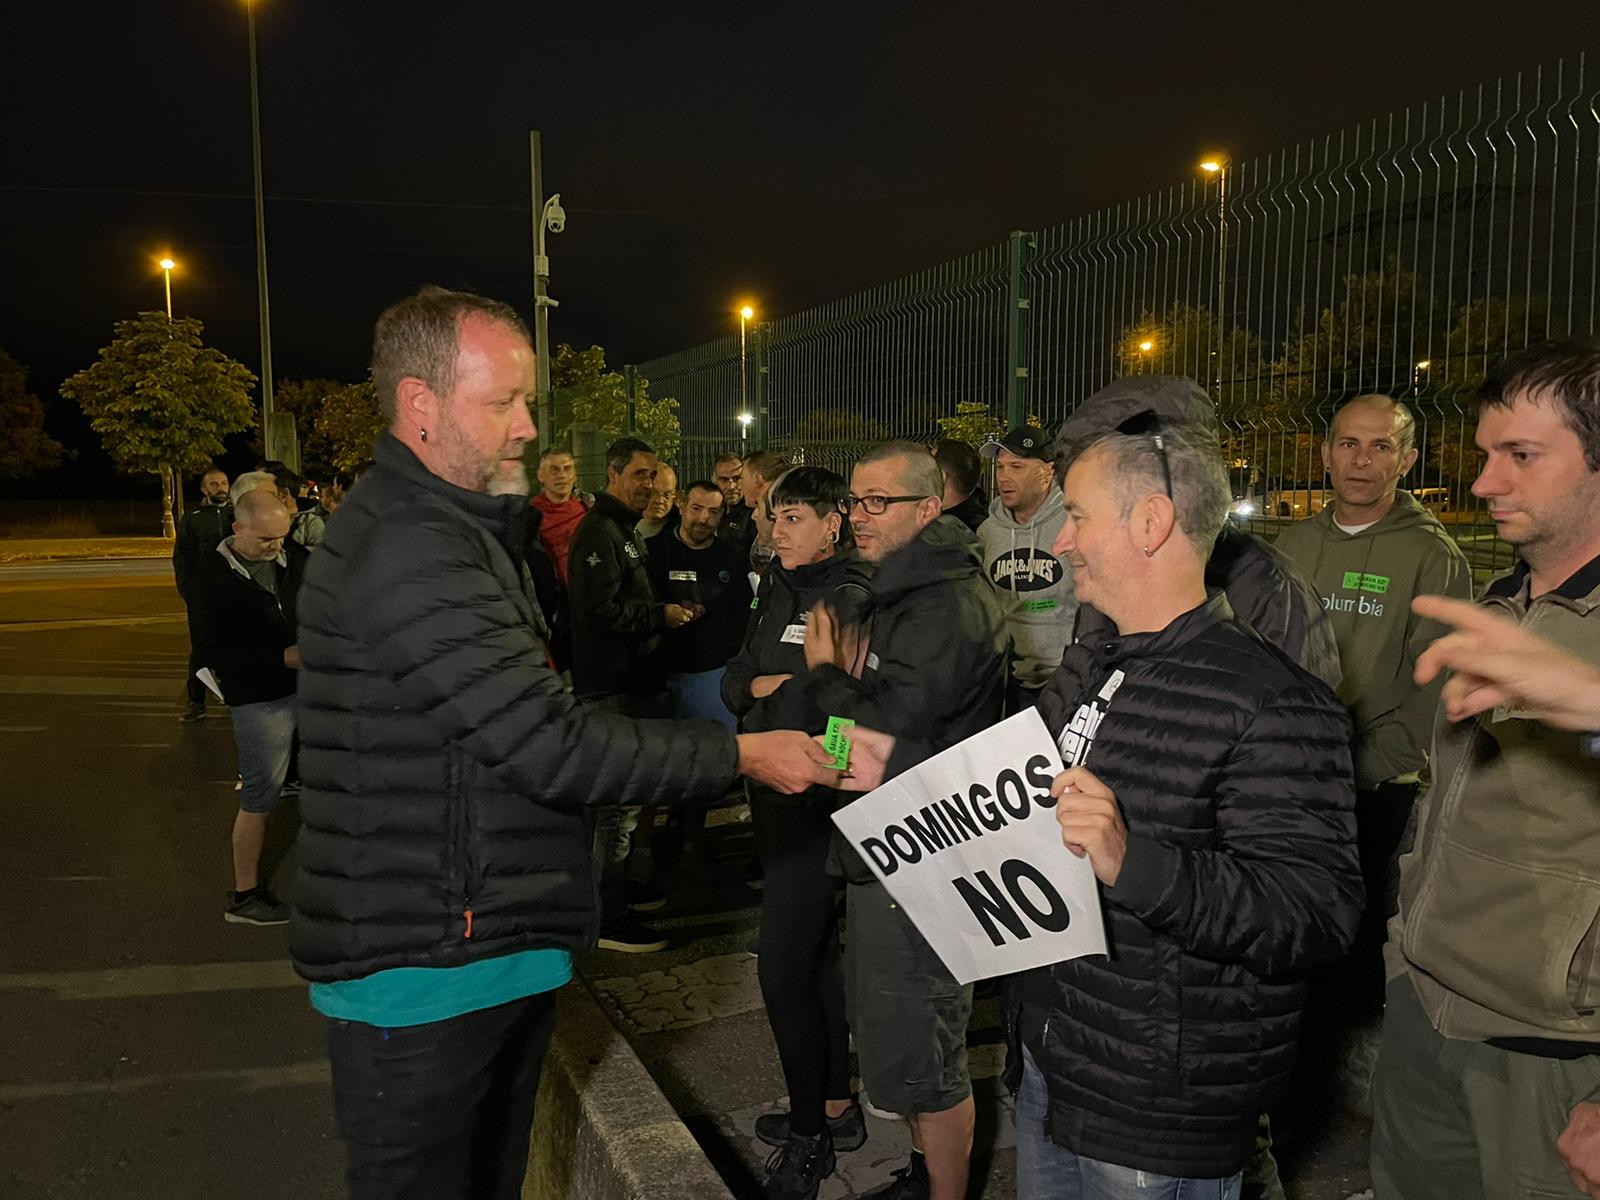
[844,494,929,516]
[1116,410,1172,499]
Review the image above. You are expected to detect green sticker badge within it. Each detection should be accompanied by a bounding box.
[1340,571,1391,594]
[823,716,855,772]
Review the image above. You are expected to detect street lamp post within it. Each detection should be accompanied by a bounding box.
[159,257,176,319]
[246,0,277,463]
[1200,154,1230,391]
[530,132,566,451]
[737,304,754,427]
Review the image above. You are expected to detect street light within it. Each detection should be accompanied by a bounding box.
[1414,359,1432,394]
[737,303,756,441]
[158,256,176,318]
[1200,152,1231,390]
[737,411,753,451]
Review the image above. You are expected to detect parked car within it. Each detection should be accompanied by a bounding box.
[1265,483,1332,518]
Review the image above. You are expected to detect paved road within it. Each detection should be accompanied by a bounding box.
[0,563,343,1200]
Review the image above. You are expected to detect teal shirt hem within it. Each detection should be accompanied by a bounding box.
[308,947,572,1027]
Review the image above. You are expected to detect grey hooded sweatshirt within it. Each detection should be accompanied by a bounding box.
[978,488,1076,688]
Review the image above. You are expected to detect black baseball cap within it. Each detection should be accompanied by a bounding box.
[1050,376,1219,467]
[979,425,1051,462]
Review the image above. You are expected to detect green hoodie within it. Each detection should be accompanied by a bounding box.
[1272,490,1472,789]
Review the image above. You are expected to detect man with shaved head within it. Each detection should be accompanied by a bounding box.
[1275,393,1471,1070]
[797,439,1005,1200]
[174,464,233,722]
[188,485,310,927]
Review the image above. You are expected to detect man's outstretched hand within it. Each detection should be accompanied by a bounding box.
[736,730,840,794]
[1413,594,1600,730]
[829,725,897,792]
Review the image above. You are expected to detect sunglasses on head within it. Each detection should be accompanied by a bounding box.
[1116,410,1173,499]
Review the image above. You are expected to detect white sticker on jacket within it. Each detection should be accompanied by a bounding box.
[780,623,807,645]
[865,652,880,672]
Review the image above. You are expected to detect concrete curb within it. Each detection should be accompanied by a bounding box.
[523,981,736,1200]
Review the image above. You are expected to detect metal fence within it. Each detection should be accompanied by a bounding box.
[631,58,1599,573]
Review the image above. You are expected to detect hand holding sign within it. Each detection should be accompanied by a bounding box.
[1052,766,1128,886]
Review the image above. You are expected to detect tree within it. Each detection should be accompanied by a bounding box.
[313,381,386,475]
[554,343,682,463]
[60,311,256,536]
[273,377,345,478]
[0,349,64,479]
[935,401,1005,448]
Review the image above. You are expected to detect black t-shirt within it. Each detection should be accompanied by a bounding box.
[646,529,753,673]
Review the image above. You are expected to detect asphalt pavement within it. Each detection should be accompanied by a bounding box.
[0,559,343,1200]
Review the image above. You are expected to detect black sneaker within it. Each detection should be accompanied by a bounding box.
[597,914,669,954]
[225,890,289,926]
[179,703,206,723]
[755,1103,867,1152]
[764,1129,835,1200]
[626,879,666,912]
[860,1153,929,1199]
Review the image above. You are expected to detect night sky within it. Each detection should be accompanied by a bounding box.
[3,0,1597,490]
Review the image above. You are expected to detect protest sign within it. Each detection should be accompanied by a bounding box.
[831,707,1107,984]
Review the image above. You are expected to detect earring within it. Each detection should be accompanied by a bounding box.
[1142,546,1153,557]
[419,428,428,443]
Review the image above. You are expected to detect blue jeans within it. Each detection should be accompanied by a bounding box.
[1015,1046,1242,1200]
[666,667,736,730]
[231,694,296,814]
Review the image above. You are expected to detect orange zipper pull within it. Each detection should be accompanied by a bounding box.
[464,909,474,939]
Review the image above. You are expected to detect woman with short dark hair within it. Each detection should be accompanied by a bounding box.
[722,465,873,1199]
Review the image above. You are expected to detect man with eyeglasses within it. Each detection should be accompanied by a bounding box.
[799,440,1006,1200]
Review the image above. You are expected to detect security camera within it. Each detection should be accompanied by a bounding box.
[544,194,566,234]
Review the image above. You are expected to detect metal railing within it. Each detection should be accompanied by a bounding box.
[625,58,1598,574]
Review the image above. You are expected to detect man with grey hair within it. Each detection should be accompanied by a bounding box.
[799,439,1006,1200]
[995,418,1361,1197]
[290,285,835,1200]
[229,469,278,506]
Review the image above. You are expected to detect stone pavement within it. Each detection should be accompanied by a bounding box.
[579,816,1374,1200]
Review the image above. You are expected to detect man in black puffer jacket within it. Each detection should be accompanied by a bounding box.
[999,415,1363,1193]
[292,287,835,1200]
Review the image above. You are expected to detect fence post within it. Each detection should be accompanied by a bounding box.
[1006,230,1036,429]
[624,364,638,435]
[754,324,771,450]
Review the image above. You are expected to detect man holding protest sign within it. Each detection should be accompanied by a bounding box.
[838,416,1362,1196]
[802,440,1006,1200]
[1013,413,1361,1194]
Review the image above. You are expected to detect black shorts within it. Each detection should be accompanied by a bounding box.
[844,879,974,1115]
